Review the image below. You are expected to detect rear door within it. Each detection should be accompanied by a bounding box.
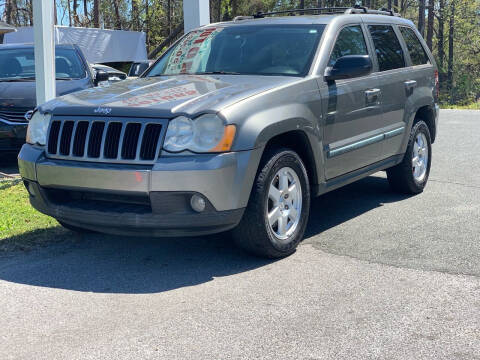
[320,24,384,180]
[366,24,410,158]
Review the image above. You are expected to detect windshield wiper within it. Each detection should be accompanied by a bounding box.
[0,77,35,82]
[196,71,241,75]
[149,71,242,77]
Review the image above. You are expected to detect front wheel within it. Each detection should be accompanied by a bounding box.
[232,148,310,258]
[387,120,432,194]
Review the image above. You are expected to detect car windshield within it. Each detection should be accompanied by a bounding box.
[0,47,86,81]
[147,25,325,77]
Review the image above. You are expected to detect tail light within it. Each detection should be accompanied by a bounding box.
[434,70,439,98]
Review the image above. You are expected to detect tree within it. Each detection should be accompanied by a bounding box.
[93,0,99,27]
[113,0,121,29]
[447,0,455,100]
[72,0,79,26]
[418,0,425,36]
[437,0,445,71]
[426,0,434,50]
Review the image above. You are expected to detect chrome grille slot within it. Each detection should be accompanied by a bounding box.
[72,121,89,157]
[48,121,61,154]
[59,121,74,155]
[0,107,31,123]
[87,122,105,158]
[140,124,163,160]
[104,122,123,159]
[46,116,167,164]
[121,123,141,160]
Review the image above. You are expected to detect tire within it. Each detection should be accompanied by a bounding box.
[387,120,432,194]
[59,221,96,234]
[232,147,310,258]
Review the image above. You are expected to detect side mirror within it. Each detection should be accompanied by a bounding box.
[94,70,110,86]
[324,55,372,82]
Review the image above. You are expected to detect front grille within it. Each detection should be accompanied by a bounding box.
[0,107,31,123]
[46,117,167,164]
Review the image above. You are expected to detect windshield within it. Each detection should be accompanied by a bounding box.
[0,47,86,81]
[147,25,325,77]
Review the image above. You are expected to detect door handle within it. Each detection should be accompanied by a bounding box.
[404,80,417,95]
[365,88,381,104]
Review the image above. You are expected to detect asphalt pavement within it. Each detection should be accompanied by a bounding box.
[0,110,479,359]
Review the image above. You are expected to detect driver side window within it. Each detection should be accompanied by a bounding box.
[329,25,368,66]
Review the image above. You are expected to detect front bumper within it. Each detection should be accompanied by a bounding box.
[18,144,263,236]
[0,120,27,153]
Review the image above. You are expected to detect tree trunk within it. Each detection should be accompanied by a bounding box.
[5,0,11,24]
[393,0,398,11]
[113,0,122,29]
[418,0,425,37]
[83,0,88,22]
[132,0,140,31]
[231,0,238,17]
[28,0,34,25]
[388,0,392,10]
[73,0,79,26]
[93,0,100,28]
[217,0,221,21]
[447,0,455,101]
[67,0,72,26]
[300,0,305,9]
[167,0,171,34]
[426,0,434,50]
[145,0,150,51]
[438,0,445,70]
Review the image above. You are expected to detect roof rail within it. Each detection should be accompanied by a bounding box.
[251,6,398,19]
[233,15,255,21]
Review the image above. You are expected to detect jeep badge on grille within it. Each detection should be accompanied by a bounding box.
[93,107,112,115]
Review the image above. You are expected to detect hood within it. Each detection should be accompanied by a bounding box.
[40,75,299,118]
[0,78,92,110]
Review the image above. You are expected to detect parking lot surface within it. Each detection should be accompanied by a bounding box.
[0,110,479,360]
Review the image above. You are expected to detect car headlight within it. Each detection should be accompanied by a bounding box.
[26,111,51,146]
[164,114,236,153]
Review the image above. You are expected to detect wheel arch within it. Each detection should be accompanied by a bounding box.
[258,128,323,191]
[414,105,437,143]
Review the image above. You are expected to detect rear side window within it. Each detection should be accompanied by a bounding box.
[329,25,368,66]
[399,27,430,66]
[368,25,405,72]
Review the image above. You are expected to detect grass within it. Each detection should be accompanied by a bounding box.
[440,102,480,110]
[0,179,69,252]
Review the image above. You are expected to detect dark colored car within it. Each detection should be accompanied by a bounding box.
[91,63,127,83]
[0,43,107,153]
[128,60,154,78]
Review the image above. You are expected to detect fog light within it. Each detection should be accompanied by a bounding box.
[190,194,206,212]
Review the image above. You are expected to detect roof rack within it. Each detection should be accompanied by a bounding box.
[252,6,397,18]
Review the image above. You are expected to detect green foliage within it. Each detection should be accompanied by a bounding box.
[0,180,68,251]
[1,0,479,105]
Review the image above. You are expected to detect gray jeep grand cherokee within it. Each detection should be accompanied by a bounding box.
[18,7,439,258]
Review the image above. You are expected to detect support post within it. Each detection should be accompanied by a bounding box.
[183,0,210,33]
[33,0,56,106]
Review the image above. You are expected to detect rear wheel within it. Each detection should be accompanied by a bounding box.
[387,120,432,194]
[232,148,310,258]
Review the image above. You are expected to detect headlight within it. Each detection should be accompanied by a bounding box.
[26,111,51,145]
[164,114,236,153]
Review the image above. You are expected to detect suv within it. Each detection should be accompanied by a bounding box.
[18,7,439,258]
